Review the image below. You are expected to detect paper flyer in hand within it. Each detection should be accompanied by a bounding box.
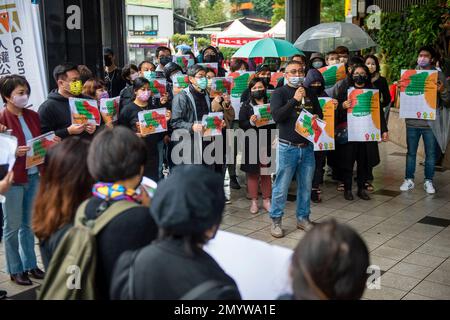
[202,112,223,137]
[148,79,167,98]
[318,63,347,89]
[138,108,168,135]
[210,77,233,97]
[172,74,190,95]
[25,131,56,169]
[229,71,254,120]
[315,97,335,151]
[295,109,326,144]
[141,176,157,198]
[173,55,194,69]
[69,98,101,126]
[266,90,274,102]
[0,133,18,171]
[347,88,381,142]
[399,69,437,120]
[252,104,275,127]
[99,96,120,123]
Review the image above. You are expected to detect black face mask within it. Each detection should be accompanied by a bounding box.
[260,77,270,86]
[251,89,266,100]
[309,86,324,96]
[203,54,217,63]
[104,55,113,67]
[159,56,172,66]
[353,75,368,85]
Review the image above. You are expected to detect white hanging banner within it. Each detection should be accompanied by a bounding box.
[0,1,48,111]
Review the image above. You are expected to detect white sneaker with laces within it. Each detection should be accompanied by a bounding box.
[424,180,436,194]
[400,179,415,191]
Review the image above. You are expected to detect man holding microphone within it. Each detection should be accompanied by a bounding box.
[269,61,323,238]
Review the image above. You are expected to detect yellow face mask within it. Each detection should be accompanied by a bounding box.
[69,80,83,96]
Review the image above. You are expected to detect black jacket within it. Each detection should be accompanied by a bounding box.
[119,84,134,111]
[38,91,94,140]
[118,102,162,181]
[334,80,388,169]
[271,85,323,145]
[372,75,391,109]
[239,101,276,174]
[105,68,127,98]
[110,238,241,300]
[87,197,157,300]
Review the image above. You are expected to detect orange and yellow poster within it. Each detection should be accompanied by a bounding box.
[318,63,347,89]
[399,69,437,120]
[347,88,381,142]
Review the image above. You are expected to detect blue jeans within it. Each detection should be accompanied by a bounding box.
[2,173,39,275]
[270,142,315,221]
[405,127,436,181]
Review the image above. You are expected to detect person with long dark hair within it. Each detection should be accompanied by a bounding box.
[364,54,391,191]
[33,137,94,268]
[239,77,276,214]
[335,64,388,201]
[118,77,171,181]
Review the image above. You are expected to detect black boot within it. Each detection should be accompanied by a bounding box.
[230,176,241,190]
[357,189,371,200]
[344,190,354,201]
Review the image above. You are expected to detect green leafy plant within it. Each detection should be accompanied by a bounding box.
[375,0,447,82]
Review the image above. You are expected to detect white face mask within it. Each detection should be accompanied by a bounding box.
[12,94,29,108]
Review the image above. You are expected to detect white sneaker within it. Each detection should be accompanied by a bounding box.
[400,179,415,191]
[424,180,436,194]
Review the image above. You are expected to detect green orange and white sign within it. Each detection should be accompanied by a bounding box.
[69,98,101,126]
[399,69,437,120]
[318,63,347,89]
[295,109,326,144]
[202,112,223,137]
[210,77,233,97]
[172,75,190,95]
[347,88,381,142]
[316,97,335,151]
[138,108,168,136]
[148,79,167,98]
[229,71,254,120]
[252,104,274,128]
[25,131,56,169]
[99,97,120,123]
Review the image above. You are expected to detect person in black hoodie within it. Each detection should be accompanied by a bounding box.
[199,46,227,77]
[335,64,388,201]
[110,165,241,300]
[304,69,338,203]
[269,60,323,238]
[38,63,97,140]
[118,77,170,182]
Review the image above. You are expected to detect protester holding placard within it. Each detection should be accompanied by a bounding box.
[399,46,449,194]
[337,65,388,201]
[239,77,276,214]
[269,60,323,238]
[82,78,111,128]
[39,63,97,139]
[304,69,338,203]
[171,65,213,166]
[0,75,46,286]
[199,46,227,77]
[364,55,391,191]
[119,77,171,181]
[119,64,139,110]
[209,68,235,189]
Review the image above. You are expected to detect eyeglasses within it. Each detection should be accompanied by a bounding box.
[286,70,303,75]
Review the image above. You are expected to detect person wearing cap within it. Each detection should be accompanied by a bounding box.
[103,48,126,98]
[309,53,326,70]
[110,165,241,300]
